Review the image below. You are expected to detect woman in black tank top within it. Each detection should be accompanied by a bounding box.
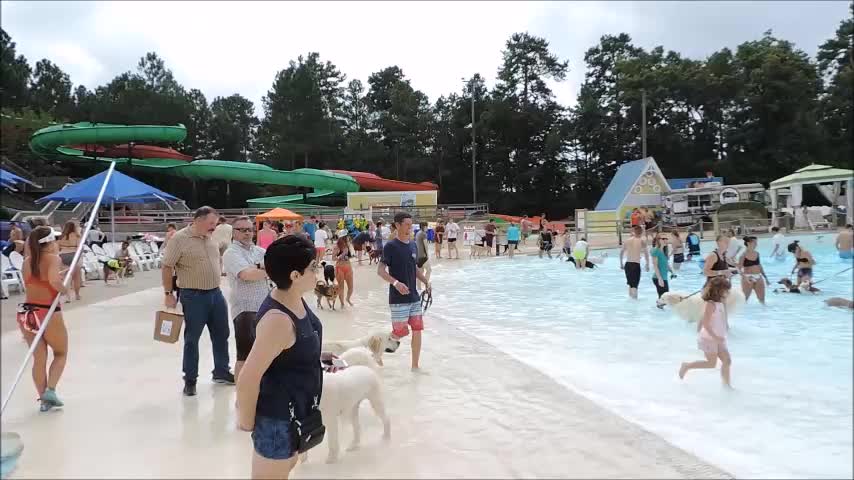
[236,235,341,478]
[704,235,733,282]
[738,236,769,304]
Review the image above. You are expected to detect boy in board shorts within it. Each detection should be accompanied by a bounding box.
[378,212,432,372]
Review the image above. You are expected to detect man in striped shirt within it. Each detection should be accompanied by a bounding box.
[162,206,234,397]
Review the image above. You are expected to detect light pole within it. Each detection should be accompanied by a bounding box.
[641,88,647,159]
[471,87,477,204]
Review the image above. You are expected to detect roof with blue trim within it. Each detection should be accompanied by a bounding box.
[667,177,724,189]
[594,158,648,211]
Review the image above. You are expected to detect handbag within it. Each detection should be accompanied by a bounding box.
[289,395,325,454]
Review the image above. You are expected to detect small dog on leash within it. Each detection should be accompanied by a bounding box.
[321,261,336,285]
[314,281,339,310]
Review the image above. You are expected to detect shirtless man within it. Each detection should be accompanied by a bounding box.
[836,224,853,260]
[619,225,650,299]
[669,230,685,272]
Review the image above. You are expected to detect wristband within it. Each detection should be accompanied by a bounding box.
[392,280,399,288]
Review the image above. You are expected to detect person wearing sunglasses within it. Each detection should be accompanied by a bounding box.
[223,216,270,382]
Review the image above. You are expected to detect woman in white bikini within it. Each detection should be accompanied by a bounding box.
[737,236,769,304]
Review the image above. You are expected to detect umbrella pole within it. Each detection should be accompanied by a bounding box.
[1,162,117,478]
[111,201,115,246]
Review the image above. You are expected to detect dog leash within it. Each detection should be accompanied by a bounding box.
[811,266,853,286]
[420,289,433,312]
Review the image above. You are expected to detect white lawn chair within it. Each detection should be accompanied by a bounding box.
[128,243,152,271]
[1,255,23,297]
[82,251,104,280]
[8,252,26,293]
[92,244,108,257]
[137,242,160,268]
[147,241,163,267]
[807,210,832,231]
[103,243,117,258]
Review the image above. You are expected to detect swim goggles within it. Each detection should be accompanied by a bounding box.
[420,289,433,312]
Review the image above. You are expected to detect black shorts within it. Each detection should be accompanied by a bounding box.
[233,311,257,362]
[798,268,813,280]
[673,253,684,264]
[447,238,457,243]
[484,234,494,247]
[508,240,519,246]
[624,262,641,288]
[416,256,428,268]
[540,242,553,251]
[652,277,669,298]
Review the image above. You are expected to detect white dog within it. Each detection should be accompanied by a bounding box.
[470,244,489,258]
[322,333,401,366]
[307,347,391,464]
[658,289,746,323]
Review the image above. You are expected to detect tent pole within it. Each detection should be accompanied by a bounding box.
[111,201,116,245]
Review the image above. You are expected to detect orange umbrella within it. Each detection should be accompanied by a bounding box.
[255,207,303,229]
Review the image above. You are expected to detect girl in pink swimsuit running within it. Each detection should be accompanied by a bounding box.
[678,277,733,388]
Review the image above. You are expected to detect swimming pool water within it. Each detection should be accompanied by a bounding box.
[430,234,853,479]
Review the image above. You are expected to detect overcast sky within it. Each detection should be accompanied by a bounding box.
[2,1,849,115]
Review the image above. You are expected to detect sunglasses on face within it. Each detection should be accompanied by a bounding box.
[235,227,254,233]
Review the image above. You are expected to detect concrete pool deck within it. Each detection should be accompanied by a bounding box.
[1,256,730,479]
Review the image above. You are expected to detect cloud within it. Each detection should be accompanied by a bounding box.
[2,0,848,115]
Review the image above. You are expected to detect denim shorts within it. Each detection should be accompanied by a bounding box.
[252,415,295,460]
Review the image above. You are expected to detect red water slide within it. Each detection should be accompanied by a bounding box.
[327,170,438,192]
[68,144,193,162]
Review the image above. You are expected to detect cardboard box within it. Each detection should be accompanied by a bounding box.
[154,310,184,343]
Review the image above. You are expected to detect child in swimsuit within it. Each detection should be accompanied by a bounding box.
[678,277,733,387]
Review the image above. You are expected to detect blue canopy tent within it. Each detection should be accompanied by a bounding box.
[36,169,179,242]
[0,169,40,191]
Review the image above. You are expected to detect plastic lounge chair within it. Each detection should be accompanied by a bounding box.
[1,255,23,297]
[128,244,151,271]
[807,210,832,231]
[7,252,26,293]
[92,244,108,257]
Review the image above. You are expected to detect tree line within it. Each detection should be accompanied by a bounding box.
[1,4,851,216]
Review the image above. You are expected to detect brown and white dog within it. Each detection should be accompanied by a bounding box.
[314,281,339,310]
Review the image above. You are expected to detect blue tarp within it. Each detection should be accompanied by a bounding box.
[36,169,178,204]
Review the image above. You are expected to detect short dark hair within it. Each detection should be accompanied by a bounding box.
[233,216,251,225]
[771,226,780,232]
[194,206,217,219]
[743,235,757,246]
[376,221,383,227]
[787,241,800,253]
[420,222,427,229]
[318,222,326,229]
[264,235,316,290]
[310,215,317,220]
[393,212,411,225]
[167,223,177,230]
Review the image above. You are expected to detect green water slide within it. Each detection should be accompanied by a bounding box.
[30,122,360,193]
